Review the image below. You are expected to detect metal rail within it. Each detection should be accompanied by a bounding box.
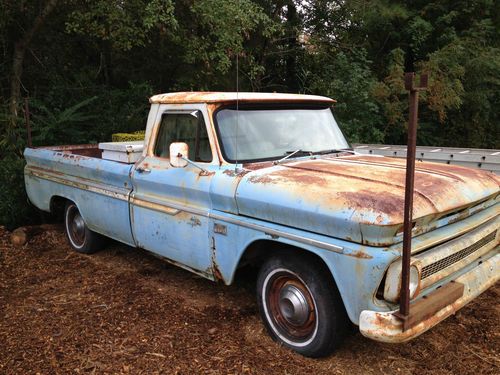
[353,144,500,175]
[392,73,428,328]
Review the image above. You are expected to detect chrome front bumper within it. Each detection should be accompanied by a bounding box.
[359,250,499,343]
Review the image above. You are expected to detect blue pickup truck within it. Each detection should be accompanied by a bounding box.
[24,92,499,357]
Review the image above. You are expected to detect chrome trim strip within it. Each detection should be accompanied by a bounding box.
[28,165,344,254]
[131,192,208,217]
[131,195,344,253]
[209,212,344,253]
[25,166,130,201]
[130,196,181,216]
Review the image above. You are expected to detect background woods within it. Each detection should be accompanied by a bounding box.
[1,0,499,228]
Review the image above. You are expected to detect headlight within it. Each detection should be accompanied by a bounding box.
[383,260,421,303]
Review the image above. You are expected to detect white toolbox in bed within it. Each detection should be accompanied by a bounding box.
[98,141,144,164]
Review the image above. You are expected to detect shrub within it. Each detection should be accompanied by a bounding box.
[0,155,38,230]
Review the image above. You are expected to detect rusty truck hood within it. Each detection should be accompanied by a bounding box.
[235,155,500,246]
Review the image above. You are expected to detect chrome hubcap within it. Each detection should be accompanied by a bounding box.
[279,284,310,326]
[67,205,86,247]
[72,213,85,240]
[266,271,317,343]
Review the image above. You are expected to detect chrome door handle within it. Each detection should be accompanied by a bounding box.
[136,167,151,174]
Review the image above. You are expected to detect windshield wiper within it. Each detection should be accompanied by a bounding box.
[274,149,313,165]
[274,148,353,165]
[313,148,355,155]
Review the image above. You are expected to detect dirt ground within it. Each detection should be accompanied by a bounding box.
[0,226,498,375]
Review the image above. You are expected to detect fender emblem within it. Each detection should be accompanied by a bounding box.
[214,223,227,235]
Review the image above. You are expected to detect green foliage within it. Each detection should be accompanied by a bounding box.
[163,0,279,90]
[26,82,153,146]
[0,0,499,227]
[66,0,177,51]
[80,82,154,142]
[0,99,27,157]
[418,41,465,123]
[30,96,98,145]
[0,155,36,230]
[187,0,274,74]
[302,49,384,143]
[112,130,145,142]
[372,48,407,140]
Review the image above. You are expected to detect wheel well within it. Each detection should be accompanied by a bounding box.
[50,196,71,220]
[236,239,351,326]
[236,240,337,287]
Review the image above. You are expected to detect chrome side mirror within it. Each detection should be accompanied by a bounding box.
[169,142,189,168]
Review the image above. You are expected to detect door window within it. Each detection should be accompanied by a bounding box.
[154,111,212,162]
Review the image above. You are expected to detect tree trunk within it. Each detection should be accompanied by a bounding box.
[9,0,59,123]
[9,42,26,119]
[285,0,299,92]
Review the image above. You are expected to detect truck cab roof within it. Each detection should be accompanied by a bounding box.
[149,91,335,104]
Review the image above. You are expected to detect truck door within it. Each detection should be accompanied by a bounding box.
[130,105,216,276]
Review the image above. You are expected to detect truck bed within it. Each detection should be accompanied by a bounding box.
[37,144,104,158]
[24,145,136,246]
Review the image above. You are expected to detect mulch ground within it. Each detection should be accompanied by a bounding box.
[0,226,498,374]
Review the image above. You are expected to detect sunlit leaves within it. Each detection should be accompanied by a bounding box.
[66,0,176,51]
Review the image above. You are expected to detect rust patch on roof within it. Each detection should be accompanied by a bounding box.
[149,92,335,104]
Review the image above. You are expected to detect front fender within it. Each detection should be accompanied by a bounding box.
[208,211,398,324]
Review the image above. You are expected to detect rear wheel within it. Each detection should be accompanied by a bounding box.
[257,253,347,357]
[64,202,105,254]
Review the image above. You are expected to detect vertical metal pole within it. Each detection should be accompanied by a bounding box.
[400,74,418,317]
[398,72,428,326]
[24,97,32,148]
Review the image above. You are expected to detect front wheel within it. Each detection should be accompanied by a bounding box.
[256,253,347,357]
[64,202,105,254]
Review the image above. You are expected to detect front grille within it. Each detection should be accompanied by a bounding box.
[421,230,497,279]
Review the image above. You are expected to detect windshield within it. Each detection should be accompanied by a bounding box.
[215,106,349,163]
